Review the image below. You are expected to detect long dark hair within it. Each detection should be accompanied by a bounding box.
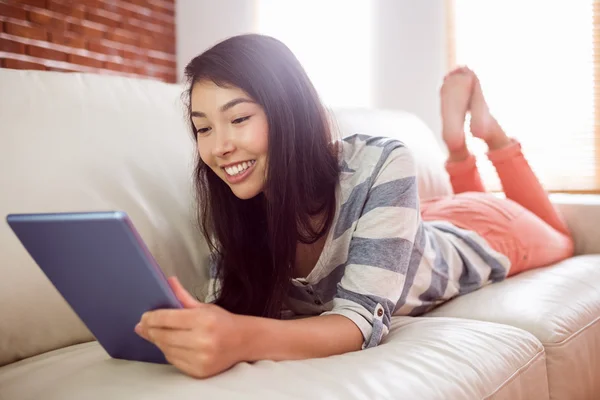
[183,34,340,318]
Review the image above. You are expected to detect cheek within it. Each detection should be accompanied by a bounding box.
[254,120,269,155]
[196,141,213,166]
[259,131,269,154]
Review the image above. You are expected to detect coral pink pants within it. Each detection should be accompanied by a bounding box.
[420,139,574,277]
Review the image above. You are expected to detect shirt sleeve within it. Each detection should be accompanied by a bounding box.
[320,142,422,349]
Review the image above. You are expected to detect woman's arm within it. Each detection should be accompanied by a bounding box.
[138,141,419,378]
[239,314,363,361]
[136,278,363,378]
[320,140,421,349]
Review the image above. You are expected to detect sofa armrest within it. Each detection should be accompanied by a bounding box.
[551,194,600,256]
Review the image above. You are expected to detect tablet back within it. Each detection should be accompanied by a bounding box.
[6,211,182,364]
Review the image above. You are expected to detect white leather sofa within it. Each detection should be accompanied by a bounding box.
[1,68,599,400]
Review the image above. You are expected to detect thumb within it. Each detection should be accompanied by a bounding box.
[168,276,201,309]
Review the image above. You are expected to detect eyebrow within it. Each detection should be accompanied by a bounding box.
[191,98,254,118]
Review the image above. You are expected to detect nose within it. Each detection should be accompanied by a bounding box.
[211,129,235,158]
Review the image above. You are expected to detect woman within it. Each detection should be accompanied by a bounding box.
[135,34,574,378]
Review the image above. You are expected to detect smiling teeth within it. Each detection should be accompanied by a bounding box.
[225,160,255,176]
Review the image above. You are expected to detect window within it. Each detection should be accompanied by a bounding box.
[447,0,598,193]
[256,0,373,108]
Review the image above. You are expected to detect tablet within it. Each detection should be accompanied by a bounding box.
[6,211,183,364]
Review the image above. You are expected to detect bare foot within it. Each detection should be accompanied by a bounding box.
[440,66,473,158]
[469,73,511,150]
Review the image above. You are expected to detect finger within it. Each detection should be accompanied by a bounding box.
[147,327,199,350]
[134,323,149,341]
[142,309,198,330]
[135,322,144,336]
[168,277,202,309]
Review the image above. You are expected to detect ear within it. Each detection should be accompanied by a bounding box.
[168,276,202,309]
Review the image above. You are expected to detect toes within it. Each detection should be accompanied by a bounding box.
[445,65,467,79]
[444,66,472,82]
[464,67,480,82]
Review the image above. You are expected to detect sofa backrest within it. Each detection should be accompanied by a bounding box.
[0,69,451,366]
[330,108,452,200]
[0,69,210,366]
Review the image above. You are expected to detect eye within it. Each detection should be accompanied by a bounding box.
[195,127,211,136]
[232,116,251,124]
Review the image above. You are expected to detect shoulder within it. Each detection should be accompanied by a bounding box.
[332,134,418,236]
[338,133,416,187]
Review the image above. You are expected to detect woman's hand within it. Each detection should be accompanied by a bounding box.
[135,276,243,379]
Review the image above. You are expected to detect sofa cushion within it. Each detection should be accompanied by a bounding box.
[0,317,547,400]
[427,255,600,399]
[0,69,210,366]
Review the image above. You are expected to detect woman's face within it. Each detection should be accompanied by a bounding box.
[190,80,269,200]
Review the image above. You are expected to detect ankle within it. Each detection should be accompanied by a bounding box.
[447,145,471,163]
[486,133,512,151]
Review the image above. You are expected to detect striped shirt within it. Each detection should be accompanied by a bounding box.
[206,134,511,349]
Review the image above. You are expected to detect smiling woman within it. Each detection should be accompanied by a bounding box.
[135,33,576,380]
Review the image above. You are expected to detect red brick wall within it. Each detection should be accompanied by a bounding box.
[0,0,176,83]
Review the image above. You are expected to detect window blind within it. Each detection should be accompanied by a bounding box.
[447,0,598,193]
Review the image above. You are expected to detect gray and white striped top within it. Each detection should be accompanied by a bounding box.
[207,134,511,349]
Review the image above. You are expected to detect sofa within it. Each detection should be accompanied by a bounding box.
[0,68,599,400]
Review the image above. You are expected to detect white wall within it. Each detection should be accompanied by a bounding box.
[175,0,256,82]
[176,0,447,137]
[372,0,447,137]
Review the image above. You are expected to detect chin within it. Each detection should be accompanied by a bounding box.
[230,185,262,200]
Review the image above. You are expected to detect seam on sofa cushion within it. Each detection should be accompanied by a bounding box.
[483,346,547,400]
[543,315,600,347]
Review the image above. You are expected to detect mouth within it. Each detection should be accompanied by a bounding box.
[221,160,256,184]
